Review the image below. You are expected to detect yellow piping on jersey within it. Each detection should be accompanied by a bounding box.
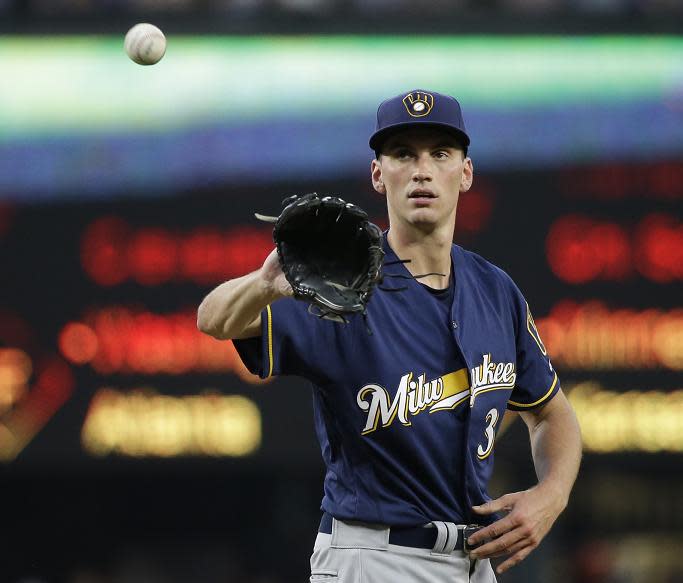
[526,301,548,356]
[508,372,558,408]
[266,304,274,378]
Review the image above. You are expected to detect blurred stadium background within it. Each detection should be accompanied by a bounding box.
[1,1,681,582]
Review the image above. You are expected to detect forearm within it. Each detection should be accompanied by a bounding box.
[197,269,279,340]
[527,393,582,508]
[470,397,582,572]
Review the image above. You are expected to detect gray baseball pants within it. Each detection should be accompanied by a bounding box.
[310,517,497,583]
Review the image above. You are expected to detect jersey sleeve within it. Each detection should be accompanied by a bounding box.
[506,285,560,411]
[232,298,331,382]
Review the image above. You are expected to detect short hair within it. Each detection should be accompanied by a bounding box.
[375,141,468,160]
[374,129,469,160]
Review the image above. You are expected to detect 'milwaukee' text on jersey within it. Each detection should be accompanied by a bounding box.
[234,235,559,528]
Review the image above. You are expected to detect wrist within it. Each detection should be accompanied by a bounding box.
[257,268,285,302]
[534,480,569,512]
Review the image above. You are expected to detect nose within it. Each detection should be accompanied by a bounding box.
[411,153,433,183]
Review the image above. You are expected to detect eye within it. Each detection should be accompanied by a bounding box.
[433,150,450,160]
[395,149,413,159]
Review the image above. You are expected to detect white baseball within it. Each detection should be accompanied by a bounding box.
[124,23,166,66]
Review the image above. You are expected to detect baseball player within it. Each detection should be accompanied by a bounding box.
[197,89,582,582]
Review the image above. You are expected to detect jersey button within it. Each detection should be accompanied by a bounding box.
[451,320,458,329]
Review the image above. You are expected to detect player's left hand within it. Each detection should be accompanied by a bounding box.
[467,485,566,574]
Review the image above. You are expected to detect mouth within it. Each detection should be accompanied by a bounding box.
[408,189,437,201]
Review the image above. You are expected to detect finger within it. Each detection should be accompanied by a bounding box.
[472,492,520,516]
[469,528,525,559]
[488,538,530,559]
[496,545,534,574]
[466,514,517,546]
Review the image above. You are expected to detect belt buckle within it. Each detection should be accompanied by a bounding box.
[463,525,484,553]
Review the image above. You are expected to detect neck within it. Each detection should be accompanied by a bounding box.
[387,222,454,289]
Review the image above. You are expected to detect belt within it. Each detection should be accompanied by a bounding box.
[318,512,483,553]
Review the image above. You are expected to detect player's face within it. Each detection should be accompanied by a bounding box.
[371,128,473,231]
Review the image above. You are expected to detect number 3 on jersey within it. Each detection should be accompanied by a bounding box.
[477,408,499,460]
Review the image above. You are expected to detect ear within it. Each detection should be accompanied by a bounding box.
[459,157,474,193]
[371,158,386,195]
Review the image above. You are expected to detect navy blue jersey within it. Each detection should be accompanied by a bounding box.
[235,235,559,527]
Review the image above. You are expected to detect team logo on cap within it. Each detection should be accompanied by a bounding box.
[403,91,434,117]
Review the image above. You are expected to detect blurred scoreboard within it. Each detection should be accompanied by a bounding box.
[0,158,680,470]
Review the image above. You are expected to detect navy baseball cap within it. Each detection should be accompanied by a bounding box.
[369,89,470,153]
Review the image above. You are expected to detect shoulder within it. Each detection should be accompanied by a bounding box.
[453,244,526,325]
[454,244,519,292]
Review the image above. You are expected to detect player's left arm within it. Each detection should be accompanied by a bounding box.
[467,389,582,574]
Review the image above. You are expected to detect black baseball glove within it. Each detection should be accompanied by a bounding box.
[256,193,384,321]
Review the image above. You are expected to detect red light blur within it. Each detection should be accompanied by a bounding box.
[128,228,178,285]
[561,162,683,200]
[546,215,631,283]
[59,322,99,365]
[537,301,682,371]
[456,188,494,234]
[62,308,266,383]
[81,218,274,287]
[546,214,681,284]
[0,356,75,461]
[33,357,75,407]
[179,228,227,285]
[81,217,130,286]
[634,214,683,283]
